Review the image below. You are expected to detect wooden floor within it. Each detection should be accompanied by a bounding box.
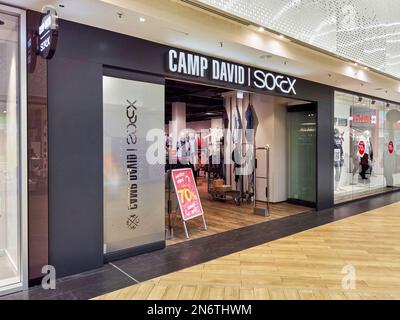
[167,179,310,245]
[95,201,400,300]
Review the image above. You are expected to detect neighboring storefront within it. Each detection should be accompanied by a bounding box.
[334,91,400,204]
[0,4,28,296]
[6,9,398,289]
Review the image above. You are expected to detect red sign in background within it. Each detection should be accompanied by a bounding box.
[358,140,366,156]
[171,168,204,221]
[388,141,394,154]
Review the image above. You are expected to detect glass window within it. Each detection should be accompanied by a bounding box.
[0,10,22,290]
[334,91,400,204]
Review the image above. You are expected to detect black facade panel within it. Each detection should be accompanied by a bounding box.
[48,57,104,276]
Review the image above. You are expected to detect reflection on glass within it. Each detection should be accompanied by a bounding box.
[288,110,316,204]
[0,12,21,290]
[334,91,400,204]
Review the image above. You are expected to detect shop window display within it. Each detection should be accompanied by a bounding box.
[334,91,400,204]
[0,10,22,292]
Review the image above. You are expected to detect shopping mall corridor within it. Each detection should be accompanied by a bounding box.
[95,201,400,300]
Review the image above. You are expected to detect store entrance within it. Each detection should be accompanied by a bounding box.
[164,80,316,245]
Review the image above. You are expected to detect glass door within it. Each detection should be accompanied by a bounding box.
[0,5,27,295]
[287,105,317,206]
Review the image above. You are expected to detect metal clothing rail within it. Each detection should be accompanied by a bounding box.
[253,145,271,217]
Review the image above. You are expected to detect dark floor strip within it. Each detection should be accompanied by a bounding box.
[2,191,400,300]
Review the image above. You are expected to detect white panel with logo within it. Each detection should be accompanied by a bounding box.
[103,76,165,254]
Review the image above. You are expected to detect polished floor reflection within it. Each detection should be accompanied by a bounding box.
[96,202,400,300]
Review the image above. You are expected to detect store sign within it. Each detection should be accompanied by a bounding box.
[171,168,204,221]
[388,141,394,154]
[358,140,366,156]
[38,7,59,60]
[167,49,297,95]
[353,114,371,123]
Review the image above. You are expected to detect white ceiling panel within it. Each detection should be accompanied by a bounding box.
[194,0,400,79]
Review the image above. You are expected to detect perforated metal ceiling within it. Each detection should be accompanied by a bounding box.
[194,0,400,79]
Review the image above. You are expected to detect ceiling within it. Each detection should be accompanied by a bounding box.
[6,0,400,103]
[165,79,309,123]
[194,0,400,79]
[165,80,228,123]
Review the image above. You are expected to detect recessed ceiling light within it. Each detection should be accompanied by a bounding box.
[139,17,146,23]
[364,66,369,70]
[258,27,264,32]
[279,34,285,39]
[354,62,358,66]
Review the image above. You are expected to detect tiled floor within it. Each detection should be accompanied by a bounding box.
[2,191,400,300]
[96,201,400,300]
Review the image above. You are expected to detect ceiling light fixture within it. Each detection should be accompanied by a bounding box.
[258,27,264,32]
[139,17,146,23]
[279,34,285,39]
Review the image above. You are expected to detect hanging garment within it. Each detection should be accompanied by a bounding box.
[245,103,254,143]
[232,108,240,145]
[232,149,241,183]
[245,104,254,130]
[333,133,344,167]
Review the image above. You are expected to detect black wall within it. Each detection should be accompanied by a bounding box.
[43,15,335,277]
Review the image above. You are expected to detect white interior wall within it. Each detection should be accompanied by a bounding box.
[224,92,288,203]
[186,120,211,132]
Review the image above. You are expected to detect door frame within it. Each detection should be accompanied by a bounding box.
[287,103,318,208]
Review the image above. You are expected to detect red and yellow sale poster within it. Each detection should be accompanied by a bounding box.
[171,168,204,221]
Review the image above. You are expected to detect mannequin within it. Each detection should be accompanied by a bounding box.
[333,128,344,191]
[359,130,373,180]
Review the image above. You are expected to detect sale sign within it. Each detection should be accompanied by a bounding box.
[358,140,366,156]
[171,168,204,221]
[388,141,394,154]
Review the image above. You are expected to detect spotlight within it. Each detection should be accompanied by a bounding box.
[258,27,264,32]
[386,103,391,108]
[358,97,363,103]
[139,17,146,23]
[279,34,285,39]
[372,100,376,105]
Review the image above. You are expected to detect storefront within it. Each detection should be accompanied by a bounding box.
[334,91,400,204]
[0,4,28,296]
[20,10,400,285]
